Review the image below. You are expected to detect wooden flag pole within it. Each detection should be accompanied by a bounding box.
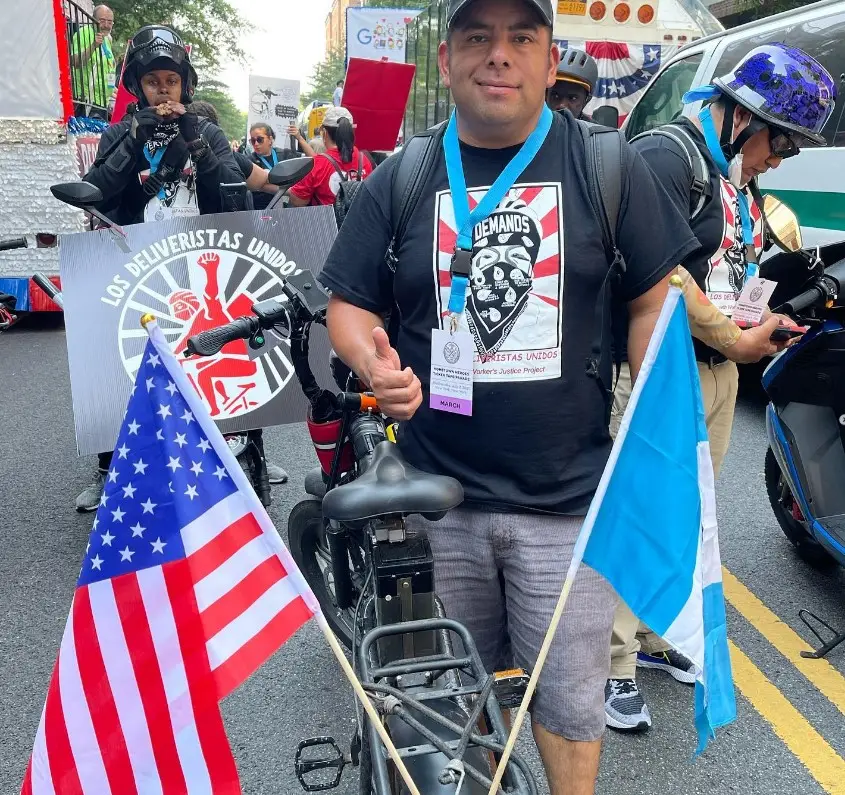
[484,572,579,795]
[316,612,422,795]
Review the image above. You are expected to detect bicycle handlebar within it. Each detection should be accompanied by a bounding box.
[0,237,27,252]
[185,316,261,357]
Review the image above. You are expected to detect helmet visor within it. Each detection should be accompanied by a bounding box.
[131,27,185,48]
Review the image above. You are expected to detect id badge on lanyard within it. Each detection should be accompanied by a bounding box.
[432,106,553,416]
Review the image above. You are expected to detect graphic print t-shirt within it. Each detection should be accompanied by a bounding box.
[319,112,698,515]
[633,119,764,358]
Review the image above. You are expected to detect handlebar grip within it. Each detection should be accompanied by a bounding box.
[32,273,61,301]
[185,316,260,357]
[0,237,27,251]
[781,285,825,315]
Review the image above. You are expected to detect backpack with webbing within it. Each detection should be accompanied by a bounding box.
[323,152,365,227]
[385,118,628,408]
[630,122,712,220]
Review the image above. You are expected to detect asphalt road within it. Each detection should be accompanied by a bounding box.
[2,318,845,795]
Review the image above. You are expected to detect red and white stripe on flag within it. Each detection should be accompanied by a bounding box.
[21,491,313,794]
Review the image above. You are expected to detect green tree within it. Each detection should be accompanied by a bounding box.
[192,79,248,139]
[301,48,347,107]
[108,0,247,74]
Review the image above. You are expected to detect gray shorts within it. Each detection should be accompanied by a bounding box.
[410,507,617,741]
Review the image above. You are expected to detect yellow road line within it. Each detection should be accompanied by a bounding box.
[730,641,845,794]
[723,567,845,717]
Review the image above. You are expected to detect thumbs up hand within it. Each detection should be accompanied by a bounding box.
[362,327,422,421]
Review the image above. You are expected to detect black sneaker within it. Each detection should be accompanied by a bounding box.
[637,649,697,684]
[604,678,652,731]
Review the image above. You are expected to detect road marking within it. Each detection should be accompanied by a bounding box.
[723,567,845,718]
[730,641,845,794]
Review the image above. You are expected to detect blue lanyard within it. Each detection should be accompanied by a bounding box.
[101,35,113,61]
[258,149,278,170]
[699,106,758,278]
[143,144,168,201]
[443,105,554,316]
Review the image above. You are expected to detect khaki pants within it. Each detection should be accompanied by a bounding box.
[608,358,738,679]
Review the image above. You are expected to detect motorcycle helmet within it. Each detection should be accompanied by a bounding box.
[713,43,836,148]
[122,25,198,106]
[556,48,598,96]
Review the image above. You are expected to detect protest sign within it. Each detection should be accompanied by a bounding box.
[343,58,415,151]
[247,75,301,149]
[345,7,422,64]
[59,207,337,456]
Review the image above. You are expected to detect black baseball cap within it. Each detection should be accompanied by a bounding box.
[447,0,555,27]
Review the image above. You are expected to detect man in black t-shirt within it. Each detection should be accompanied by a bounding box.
[319,0,698,790]
[605,44,836,733]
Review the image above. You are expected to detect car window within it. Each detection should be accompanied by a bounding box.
[625,54,704,140]
[713,11,845,146]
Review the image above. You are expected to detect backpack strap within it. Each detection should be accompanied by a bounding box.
[386,121,448,272]
[579,121,627,395]
[357,152,363,181]
[630,124,711,219]
[322,153,348,182]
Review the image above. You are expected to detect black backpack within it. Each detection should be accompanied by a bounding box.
[630,122,712,220]
[386,119,628,398]
[324,152,366,227]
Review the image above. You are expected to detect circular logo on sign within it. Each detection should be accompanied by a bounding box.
[118,247,295,420]
[443,340,461,364]
[749,284,764,302]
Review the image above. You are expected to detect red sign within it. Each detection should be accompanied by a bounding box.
[75,135,101,178]
[342,57,415,151]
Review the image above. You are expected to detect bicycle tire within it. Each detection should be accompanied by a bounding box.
[287,499,357,647]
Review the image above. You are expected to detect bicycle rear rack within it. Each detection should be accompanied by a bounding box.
[357,617,537,795]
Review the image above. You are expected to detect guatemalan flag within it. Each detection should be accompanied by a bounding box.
[555,40,669,122]
[579,282,736,753]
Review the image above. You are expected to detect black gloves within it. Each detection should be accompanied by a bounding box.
[178,111,201,144]
[130,107,165,144]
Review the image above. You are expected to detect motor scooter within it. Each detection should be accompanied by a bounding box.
[759,195,845,659]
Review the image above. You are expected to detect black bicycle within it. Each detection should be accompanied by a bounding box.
[185,272,538,795]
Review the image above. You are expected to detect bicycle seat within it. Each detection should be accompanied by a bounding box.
[321,441,464,522]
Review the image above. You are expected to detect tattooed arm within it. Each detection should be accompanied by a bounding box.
[677,266,781,362]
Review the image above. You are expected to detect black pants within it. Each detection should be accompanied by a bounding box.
[98,451,112,472]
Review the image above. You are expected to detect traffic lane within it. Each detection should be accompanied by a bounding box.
[0,322,836,795]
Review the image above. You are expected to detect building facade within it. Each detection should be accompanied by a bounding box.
[325,0,364,56]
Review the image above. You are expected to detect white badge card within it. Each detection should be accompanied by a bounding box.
[732,277,777,326]
[430,328,474,416]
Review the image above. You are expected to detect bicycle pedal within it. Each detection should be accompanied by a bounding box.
[294,736,349,792]
[492,667,531,709]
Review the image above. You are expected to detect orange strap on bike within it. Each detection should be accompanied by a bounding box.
[359,394,379,412]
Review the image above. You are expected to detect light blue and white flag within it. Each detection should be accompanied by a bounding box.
[579,283,736,753]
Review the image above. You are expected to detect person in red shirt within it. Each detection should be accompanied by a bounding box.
[288,106,374,207]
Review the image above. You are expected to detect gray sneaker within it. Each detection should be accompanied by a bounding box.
[267,461,288,485]
[75,471,106,513]
[605,678,652,732]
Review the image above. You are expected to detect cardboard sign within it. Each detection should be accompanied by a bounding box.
[247,75,301,148]
[59,208,338,456]
[342,57,415,152]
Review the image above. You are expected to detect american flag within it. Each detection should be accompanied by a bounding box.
[555,39,672,123]
[22,321,316,795]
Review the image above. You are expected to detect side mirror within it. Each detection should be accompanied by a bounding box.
[592,105,620,129]
[763,194,803,253]
[268,158,314,189]
[51,181,103,210]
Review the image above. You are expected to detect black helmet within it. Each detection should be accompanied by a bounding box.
[556,48,598,96]
[122,26,198,106]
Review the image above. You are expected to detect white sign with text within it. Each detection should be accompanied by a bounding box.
[346,7,422,64]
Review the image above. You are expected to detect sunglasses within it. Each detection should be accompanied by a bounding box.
[249,136,267,145]
[769,127,802,159]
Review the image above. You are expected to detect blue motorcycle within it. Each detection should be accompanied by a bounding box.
[760,196,845,659]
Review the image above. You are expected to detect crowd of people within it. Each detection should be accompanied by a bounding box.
[69,0,837,792]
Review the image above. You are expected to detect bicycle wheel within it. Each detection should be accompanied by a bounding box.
[287,499,363,647]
